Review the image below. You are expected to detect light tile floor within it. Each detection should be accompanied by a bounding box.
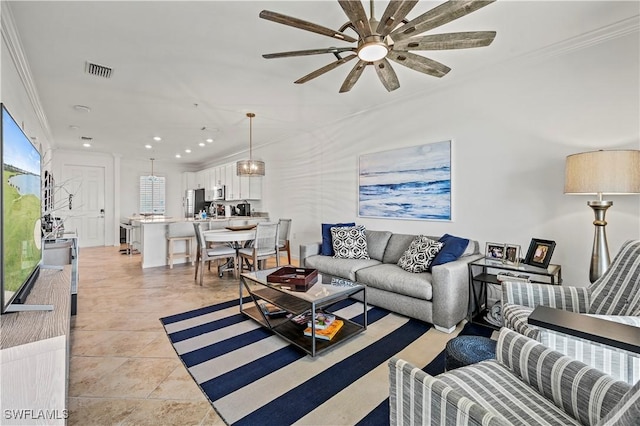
[69,245,288,425]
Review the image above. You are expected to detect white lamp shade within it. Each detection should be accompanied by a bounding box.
[564,150,640,195]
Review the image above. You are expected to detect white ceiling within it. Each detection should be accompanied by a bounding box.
[5,1,639,168]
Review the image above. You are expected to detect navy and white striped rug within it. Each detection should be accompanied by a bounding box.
[160,298,490,425]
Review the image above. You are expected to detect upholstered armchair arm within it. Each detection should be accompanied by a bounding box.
[388,357,510,426]
[496,328,631,425]
[298,242,321,268]
[501,281,589,312]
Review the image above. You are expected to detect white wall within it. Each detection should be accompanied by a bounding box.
[119,157,188,220]
[255,27,640,287]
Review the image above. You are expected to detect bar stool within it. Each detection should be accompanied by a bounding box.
[166,222,195,269]
[120,223,134,256]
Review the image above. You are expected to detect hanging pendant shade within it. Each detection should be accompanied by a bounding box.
[236,112,265,177]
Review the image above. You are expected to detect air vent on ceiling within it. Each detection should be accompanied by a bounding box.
[85,61,113,79]
[80,136,93,141]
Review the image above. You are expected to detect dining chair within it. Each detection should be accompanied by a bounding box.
[238,222,280,272]
[277,218,292,265]
[193,222,237,285]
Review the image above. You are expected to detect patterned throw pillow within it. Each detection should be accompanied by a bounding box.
[397,235,443,273]
[331,225,370,259]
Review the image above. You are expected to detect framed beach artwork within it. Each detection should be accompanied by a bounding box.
[358,140,451,220]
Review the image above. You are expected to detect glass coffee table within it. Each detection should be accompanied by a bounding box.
[239,267,367,357]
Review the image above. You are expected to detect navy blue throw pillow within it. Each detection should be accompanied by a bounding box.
[430,233,469,269]
[321,222,355,256]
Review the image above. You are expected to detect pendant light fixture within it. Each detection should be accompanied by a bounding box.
[236,112,265,177]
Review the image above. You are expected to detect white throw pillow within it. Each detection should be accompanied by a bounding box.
[397,235,443,273]
[331,225,370,260]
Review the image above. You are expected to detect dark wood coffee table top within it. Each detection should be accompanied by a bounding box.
[528,305,640,354]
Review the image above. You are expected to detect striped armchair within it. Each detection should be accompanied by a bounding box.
[502,239,640,383]
[389,328,639,426]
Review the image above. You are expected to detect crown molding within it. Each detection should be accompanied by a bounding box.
[1,2,55,147]
[514,14,639,65]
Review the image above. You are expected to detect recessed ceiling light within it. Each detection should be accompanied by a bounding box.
[73,105,91,113]
[175,154,182,158]
[145,144,152,149]
[206,138,213,143]
[185,149,191,153]
[198,142,205,147]
[69,125,80,130]
[82,143,91,148]
[153,136,162,141]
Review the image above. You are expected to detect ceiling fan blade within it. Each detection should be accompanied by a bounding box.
[387,51,451,77]
[376,0,420,37]
[263,47,356,59]
[338,0,372,38]
[259,10,357,43]
[389,0,496,42]
[294,54,358,84]
[373,58,400,92]
[394,31,497,51]
[340,60,368,93]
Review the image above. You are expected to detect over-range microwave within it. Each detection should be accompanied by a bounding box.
[206,185,226,201]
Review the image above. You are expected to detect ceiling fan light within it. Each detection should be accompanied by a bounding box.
[357,41,388,62]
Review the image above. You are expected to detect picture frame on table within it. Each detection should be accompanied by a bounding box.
[524,238,556,269]
[504,244,521,265]
[485,242,505,261]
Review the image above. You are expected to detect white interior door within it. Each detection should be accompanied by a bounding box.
[61,165,105,247]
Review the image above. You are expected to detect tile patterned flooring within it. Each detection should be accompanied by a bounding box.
[69,245,286,425]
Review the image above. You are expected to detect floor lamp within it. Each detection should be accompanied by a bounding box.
[564,150,640,283]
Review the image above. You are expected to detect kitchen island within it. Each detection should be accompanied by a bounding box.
[128,216,268,269]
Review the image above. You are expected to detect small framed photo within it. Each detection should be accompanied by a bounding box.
[485,242,505,260]
[504,244,521,265]
[524,239,556,269]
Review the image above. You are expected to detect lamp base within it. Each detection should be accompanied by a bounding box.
[587,200,612,283]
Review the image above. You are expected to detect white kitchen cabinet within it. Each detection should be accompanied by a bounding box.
[214,167,223,187]
[207,167,217,190]
[182,172,195,191]
[236,176,262,200]
[224,164,236,200]
[194,170,207,189]
[249,176,262,199]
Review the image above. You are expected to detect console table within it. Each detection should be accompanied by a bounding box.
[468,258,562,329]
[0,266,72,425]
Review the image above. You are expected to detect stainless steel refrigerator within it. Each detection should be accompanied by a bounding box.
[184,188,205,218]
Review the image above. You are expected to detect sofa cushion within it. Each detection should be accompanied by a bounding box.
[365,230,392,262]
[397,236,443,273]
[321,222,355,256]
[382,233,440,264]
[304,255,380,281]
[332,225,370,259]
[430,233,469,269]
[356,263,433,301]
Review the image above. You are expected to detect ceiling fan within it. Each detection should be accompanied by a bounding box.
[260,0,497,93]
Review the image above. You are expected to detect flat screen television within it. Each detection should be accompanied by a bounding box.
[1,103,42,313]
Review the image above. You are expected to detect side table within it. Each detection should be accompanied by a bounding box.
[467,258,562,329]
[445,336,497,371]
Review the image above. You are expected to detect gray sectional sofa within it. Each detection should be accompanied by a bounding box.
[299,230,481,333]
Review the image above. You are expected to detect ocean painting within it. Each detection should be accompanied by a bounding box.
[359,141,451,220]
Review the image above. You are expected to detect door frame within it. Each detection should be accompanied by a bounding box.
[51,150,117,247]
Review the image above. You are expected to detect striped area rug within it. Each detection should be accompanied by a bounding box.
[160,298,491,425]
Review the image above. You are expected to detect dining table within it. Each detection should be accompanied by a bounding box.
[202,228,256,276]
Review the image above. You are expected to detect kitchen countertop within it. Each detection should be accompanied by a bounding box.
[128,216,258,224]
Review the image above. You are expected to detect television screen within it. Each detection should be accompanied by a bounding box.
[1,103,42,312]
